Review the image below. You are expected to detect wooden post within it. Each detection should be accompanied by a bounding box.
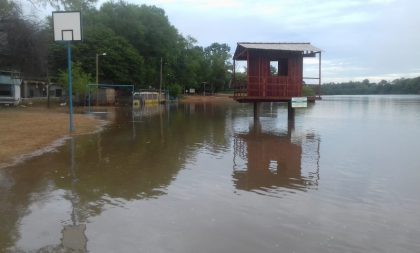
[253,102,259,119]
[287,100,295,121]
[287,112,295,138]
[252,116,261,135]
[233,59,236,86]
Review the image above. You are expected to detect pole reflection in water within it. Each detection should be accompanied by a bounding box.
[132,104,168,142]
[61,137,87,252]
[232,117,321,195]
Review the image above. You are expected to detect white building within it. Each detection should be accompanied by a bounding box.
[0,70,21,105]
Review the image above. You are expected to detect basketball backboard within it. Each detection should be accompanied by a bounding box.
[53,11,82,42]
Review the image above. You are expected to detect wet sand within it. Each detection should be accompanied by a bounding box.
[180,94,236,104]
[0,107,104,168]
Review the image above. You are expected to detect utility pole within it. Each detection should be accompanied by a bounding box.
[159,57,163,103]
[96,53,99,106]
[46,62,50,108]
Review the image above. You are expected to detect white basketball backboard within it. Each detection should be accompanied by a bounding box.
[53,11,82,42]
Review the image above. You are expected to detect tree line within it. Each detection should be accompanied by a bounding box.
[0,0,232,98]
[313,77,420,95]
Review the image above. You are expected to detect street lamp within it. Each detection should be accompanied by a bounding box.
[96,52,107,85]
[95,52,106,106]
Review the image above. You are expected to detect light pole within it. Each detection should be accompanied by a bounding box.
[95,52,106,105]
[96,52,107,85]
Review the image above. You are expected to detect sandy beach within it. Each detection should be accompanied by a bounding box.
[0,107,104,168]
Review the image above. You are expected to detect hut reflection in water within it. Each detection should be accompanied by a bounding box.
[233,118,320,194]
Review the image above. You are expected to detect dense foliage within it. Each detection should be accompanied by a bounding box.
[57,62,94,99]
[0,0,49,78]
[317,78,420,95]
[1,0,232,96]
[302,86,316,96]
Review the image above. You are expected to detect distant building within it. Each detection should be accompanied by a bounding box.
[0,70,21,105]
[21,79,64,99]
[97,88,116,105]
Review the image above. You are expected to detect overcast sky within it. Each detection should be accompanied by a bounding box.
[26,0,420,83]
[115,0,420,83]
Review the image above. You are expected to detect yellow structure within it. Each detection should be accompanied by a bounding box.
[132,91,165,107]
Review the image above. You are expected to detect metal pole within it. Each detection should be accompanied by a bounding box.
[67,42,74,132]
[95,53,99,106]
[318,52,322,98]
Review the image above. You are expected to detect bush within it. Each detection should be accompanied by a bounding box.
[58,62,94,100]
[302,86,316,96]
[168,83,182,98]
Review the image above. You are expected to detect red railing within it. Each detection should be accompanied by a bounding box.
[233,76,301,98]
[233,81,247,97]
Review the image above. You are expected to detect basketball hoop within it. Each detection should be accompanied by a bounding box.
[52,11,83,132]
[52,11,82,42]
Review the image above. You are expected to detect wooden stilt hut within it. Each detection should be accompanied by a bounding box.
[232,42,322,103]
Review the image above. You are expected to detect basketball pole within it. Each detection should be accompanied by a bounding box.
[67,41,74,132]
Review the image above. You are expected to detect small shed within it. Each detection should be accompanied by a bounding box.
[0,70,21,105]
[232,42,321,102]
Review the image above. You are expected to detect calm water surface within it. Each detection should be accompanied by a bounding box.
[1,95,420,252]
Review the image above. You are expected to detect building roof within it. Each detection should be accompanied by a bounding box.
[234,42,321,60]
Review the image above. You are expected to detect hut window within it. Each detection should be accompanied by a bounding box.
[278,59,288,76]
[270,61,278,76]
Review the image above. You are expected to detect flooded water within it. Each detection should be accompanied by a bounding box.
[1,95,420,252]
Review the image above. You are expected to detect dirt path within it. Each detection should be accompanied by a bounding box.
[0,107,104,168]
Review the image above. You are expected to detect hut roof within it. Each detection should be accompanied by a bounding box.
[234,42,321,60]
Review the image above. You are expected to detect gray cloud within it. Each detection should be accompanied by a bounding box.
[100,0,420,82]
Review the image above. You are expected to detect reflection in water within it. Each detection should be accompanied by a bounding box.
[2,96,420,252]
[0,103,231,252]
[233,118,320,195]
[61,138,88,252]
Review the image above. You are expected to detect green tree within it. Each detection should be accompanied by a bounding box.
[319,77,420,95]
[73,25,144,86]
[32,0,97,10]
[3,0,236,100]
[302,86,315,96]
[97,1,184,87]
[204,43,231,92]
[0,0,49,78]
[174,36,209,91]
[58,61,93,101]
[168,83,182,98]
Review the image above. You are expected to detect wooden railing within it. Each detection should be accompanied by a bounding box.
[233,76,302,98]
[233,81,247,97]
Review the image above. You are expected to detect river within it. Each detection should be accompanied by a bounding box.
[1,95,420,252]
